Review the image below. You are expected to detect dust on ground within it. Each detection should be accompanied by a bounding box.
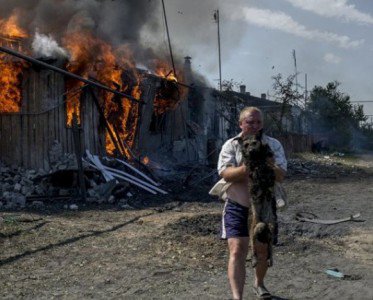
[1,153,372,299]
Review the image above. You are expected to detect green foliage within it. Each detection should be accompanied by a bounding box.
[306,81,367,149]
[268,73,303,133]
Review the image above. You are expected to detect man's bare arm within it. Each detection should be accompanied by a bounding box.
[273,165,286,182]
[221,165,248,182]
[267,157,286,182]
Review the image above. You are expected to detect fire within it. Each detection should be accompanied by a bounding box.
[142,156,150,165]
[62,31,142,157]
[0,12,28,113]
[0,13,28,39]
[152,62,187,116]
[154,60,178,82]
[0,57,24,112]
[0,11,186,159]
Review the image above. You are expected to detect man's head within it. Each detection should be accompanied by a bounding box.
[239,107,263,137]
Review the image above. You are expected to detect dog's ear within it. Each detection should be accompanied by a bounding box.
[237,137,243,146]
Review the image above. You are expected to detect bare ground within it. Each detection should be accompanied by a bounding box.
[1,153,372,299]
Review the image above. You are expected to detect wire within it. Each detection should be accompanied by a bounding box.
[0,85,88,116]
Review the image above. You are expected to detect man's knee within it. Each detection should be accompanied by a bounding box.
[228,239,249,260]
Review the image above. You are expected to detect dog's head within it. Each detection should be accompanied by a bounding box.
[238,135,261,162]
[238,132,272,164]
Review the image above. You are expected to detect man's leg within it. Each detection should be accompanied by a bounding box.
[227,237,249,300]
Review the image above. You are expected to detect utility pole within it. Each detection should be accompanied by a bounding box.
[214,10,222,91]
[304,73,308,106]
[292,49,298,93]
[161,0,176,77]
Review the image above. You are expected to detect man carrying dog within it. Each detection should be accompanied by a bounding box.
[210,107,287,299]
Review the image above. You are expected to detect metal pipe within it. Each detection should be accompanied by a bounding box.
[0,45,142,103]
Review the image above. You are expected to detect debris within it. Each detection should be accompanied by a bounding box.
[85,152,168,195]
[69,204,79,210]
[326,268,344,279]
[295,212,364,225]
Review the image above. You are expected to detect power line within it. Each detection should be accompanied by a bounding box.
[161,0,176,77]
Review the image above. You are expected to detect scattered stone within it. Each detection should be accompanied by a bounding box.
[14,183,22,193]
[34,185,45,196]
[108,195,116,204]
[21,186,33,196]
[59,189,70,196]
[69,204,79,210]
[31,201,44,208]
[14,195,26,208]
[120,203,134,210]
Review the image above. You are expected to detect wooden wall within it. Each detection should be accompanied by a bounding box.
[277,133,314,155]
[0,66,105,170]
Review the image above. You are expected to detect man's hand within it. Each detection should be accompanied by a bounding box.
[266,157,275,168]
[221,164,250,182]
[267,157,285,182]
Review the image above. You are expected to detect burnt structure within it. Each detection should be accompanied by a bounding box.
[0,50,311,171]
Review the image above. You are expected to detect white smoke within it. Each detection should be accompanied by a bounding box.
[31,32,68,59]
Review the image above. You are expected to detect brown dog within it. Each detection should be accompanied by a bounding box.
[238,132,276,267]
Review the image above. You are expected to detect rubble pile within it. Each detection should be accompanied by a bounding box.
[0,161,47,209]
[2,152,366,210]
[0,151,220,210]
[0,151,169,209]
[287,154,366,178]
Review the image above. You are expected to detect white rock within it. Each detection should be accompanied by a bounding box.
[108,195,115,204]
[14,183,22,192]
[32,201,44,207]
[69,204,78,210]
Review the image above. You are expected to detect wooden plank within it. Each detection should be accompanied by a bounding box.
[11,115,21,165]
[29,70,37,169]
[21,71,30,168]
[35,69,42,169]
[1,115,9,163]
[0,116,2,159]
[6,115,13,164]
[81,91,90,154]
[0,115,3,160]
[60,78,68,156]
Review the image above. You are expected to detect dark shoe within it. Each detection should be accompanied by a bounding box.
[253,285,272,299]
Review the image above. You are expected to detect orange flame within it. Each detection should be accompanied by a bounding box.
[0,13,28,113]
[142,156,150,165]
[0,13,28,39]
[154,60,178,82]
[62,31,142,157]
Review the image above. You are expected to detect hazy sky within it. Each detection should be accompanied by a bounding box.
[162,0,373,117]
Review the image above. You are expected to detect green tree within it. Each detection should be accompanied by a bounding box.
[306,81,367,149]
[269,73,303,133]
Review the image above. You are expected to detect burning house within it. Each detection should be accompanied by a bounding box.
[0,1,311,175]
[0,3,208,171]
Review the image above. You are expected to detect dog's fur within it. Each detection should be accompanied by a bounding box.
[238,131,276,267]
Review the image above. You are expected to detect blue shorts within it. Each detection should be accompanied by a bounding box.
[221,199,249,239]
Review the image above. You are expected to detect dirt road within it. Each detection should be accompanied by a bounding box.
[1,154,372,299]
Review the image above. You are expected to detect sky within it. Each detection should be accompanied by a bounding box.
[159,0,373,118]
